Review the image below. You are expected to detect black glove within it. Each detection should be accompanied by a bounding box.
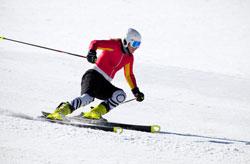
[87,50,97,63]
[132,87,144,102]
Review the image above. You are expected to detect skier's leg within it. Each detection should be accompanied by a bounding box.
[101,89,126,111]
[47,70,97,120]
[83,89,126,119]
[70,94,94,110]
[46,102,75,120]
[47,94,94,120]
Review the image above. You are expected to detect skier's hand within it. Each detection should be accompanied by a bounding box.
[132,87,144,102]
[87,50,97,63]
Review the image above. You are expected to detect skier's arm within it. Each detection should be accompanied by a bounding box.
[87,40,116,63]
[124,60,137,89]
[124,59,144,102]
[89,40,116,51]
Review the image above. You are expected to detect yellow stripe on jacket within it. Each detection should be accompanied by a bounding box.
[97,47,114,51]
[124,63,137,89]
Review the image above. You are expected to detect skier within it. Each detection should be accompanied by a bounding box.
[47,28,144,120]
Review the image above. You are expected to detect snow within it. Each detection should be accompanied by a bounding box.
[1,0,250,163]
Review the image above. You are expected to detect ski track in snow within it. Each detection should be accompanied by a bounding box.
[0,108,250,164]
[1,0,250,163]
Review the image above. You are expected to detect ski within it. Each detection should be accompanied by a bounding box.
[40,112,123,133]
[73,113,161,133]
[42,111,160,133]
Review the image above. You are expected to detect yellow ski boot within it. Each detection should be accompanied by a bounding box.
[83,103,108,120]
[47,102,73,120]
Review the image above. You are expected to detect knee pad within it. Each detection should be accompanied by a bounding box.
[105,90,126,110]
[112,90,126,103]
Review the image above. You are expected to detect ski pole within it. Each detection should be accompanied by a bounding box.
[122,98,136,104]
[0,36,86,58]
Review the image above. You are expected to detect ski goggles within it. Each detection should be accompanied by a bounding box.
[130,40,141,48]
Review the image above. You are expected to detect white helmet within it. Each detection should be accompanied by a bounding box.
[123,28,141,48]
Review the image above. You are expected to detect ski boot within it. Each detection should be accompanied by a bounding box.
[46,102,74,120]
[83,103,108,120]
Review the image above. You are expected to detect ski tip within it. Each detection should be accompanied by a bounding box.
[113,127,123,134]
[0,36,4,40]
[150,125,161,133]
[41,111,51,117]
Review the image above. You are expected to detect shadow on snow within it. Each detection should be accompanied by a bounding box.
[159,131,250,145]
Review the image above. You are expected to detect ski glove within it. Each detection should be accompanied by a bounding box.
[132,87,144,102]
[87,50,97,63]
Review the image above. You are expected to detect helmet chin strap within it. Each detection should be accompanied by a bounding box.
[122,39,130,54]
[122,39,128,47]
[122,45,130,54]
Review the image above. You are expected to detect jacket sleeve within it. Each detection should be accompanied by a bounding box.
[89,40,116,51]
[124,57,137,89]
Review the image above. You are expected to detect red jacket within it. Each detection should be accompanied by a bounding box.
[89,39,137,89]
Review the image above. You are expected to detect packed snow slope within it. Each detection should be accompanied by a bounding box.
[0,0,250,164]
